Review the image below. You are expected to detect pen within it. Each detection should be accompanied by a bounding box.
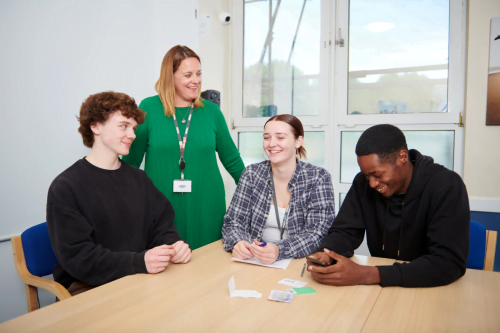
[301,263,306,277]
[258,242,267,247]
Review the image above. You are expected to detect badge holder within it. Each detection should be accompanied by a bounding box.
[174,159,191,194]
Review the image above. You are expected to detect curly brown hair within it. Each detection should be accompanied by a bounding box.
[77,91,145,148]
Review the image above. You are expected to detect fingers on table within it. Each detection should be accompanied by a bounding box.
[150,265,167,274]
[235,242,253,258]
[173,247,191,263]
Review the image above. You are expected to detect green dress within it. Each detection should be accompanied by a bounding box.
[123,96,244,250]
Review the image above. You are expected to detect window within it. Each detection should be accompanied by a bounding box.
[347,0,450,115]
[340,130,455,183]
[333,0,466,209]
[233,0,331,127]
[232,0,466,212]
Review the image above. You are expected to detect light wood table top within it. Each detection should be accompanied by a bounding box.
[1,241,394,333]
[361,267,500,333]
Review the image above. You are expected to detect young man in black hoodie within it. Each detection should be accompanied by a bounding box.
[307,124,470,287]
[47,92,191,296]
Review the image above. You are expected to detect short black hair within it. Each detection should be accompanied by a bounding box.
[355,124,408,163]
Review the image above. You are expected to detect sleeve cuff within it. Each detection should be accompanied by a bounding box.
[223,235,253,252]
[276,242,285,261]
[377,264,403,287]
[133,251,148,274]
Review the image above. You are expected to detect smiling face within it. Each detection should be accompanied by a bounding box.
[263,120,303,166]
[91,111,138,157]
[357,151,412,197]
[173,57,202,107]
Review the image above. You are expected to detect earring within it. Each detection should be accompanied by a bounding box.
[262,152,269,161]
[296,148,300,160]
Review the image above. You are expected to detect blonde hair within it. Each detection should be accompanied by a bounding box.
[154,45,204,117]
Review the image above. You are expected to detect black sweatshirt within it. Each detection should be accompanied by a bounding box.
[47,158,182,289]
[320,150,470,287]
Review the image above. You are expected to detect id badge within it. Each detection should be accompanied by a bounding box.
[173,180,192,193]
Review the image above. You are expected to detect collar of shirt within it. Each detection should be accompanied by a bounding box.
[265,159,302,191]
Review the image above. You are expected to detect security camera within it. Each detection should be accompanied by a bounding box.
[219,12,231,25]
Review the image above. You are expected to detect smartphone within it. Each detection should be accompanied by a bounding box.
[306,256,335,267]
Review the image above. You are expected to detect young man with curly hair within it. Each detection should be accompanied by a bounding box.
[47,91,191,297]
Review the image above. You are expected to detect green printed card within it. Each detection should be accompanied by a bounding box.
[287,287,317,295]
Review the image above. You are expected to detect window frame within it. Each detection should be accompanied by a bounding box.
[231,0,468,215]
[231,0,333,128]
[334,0,467,126]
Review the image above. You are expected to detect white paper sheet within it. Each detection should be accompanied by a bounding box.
[278,278,308,288]
[231,257,292,270]
[228,276,262,298]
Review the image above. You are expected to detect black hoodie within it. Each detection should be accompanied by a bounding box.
[320,149,470,287]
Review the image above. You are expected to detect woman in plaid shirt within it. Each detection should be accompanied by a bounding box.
[222,115,335,264]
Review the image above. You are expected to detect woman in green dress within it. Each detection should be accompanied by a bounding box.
[123,45,244,250]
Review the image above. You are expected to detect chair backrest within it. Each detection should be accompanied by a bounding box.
[21,222,58,277]
[467,220,487,270]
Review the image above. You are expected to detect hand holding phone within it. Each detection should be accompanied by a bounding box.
[306,256,328,266]
[306,255,336,267]
[306,256,337,267]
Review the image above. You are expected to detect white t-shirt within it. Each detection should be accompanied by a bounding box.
[261,205,290,243]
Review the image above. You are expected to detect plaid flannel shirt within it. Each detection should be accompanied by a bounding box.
[222,160,335,261]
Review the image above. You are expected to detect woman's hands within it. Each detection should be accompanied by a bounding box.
[232,240,254,260]
[232,239,280,264]
[249,239,279,264]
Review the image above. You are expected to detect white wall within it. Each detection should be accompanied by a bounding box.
[0,0,198,323]
[463,0,500,203]
[197,0,238,206]
[0,0,199,241]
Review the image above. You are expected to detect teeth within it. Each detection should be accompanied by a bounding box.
[377,185,387,192]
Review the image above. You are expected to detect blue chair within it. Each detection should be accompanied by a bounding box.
[11,222,71,312]
[467,220,497,271]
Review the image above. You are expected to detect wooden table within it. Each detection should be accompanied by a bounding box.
[1,241,499,332]
[362,268,500,332]
[0,241,393,332]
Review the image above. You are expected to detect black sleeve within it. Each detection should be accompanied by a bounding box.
[377,173,470,287]
[47,187,148,286]
[147,184,183,248]
[319,175,365,256]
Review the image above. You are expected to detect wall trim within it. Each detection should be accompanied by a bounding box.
[470,197,500,213]
[0,236,14,243]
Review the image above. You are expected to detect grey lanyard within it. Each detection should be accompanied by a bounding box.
[172,104,194,180]
[269,169,291,240]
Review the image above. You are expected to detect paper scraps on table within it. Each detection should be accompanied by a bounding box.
[231,257,292,270]
[228,276,262,298]
[268,290,295,303]
[278,278,308,288]
[286,287,317,295]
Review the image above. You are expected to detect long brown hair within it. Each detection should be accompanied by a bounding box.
[264,114,307,159]
[155,45,204,117]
